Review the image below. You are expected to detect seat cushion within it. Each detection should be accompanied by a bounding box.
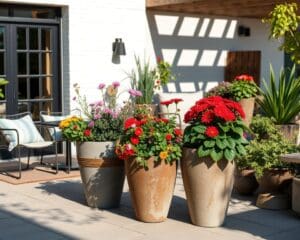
[40,114,67,141]
[0,114,44,151]
[22,141,53,149]
[158,91,203,129]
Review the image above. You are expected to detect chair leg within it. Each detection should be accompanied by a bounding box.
[55,142,58,174]
[40,154,43,165]
[26,149,31,169]
[18,146,22,179]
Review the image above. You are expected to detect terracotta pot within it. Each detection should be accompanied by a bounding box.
[125,157,177,223]
[257,169,294,193]
[181,148,235,227]
[234,169,258,195]
[238,97,255,127]
[77,141,125,209]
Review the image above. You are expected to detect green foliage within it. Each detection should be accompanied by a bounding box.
[116,115,182,169]
[0,78,8,99]
[229,80,258,101]
[59,116,91,142]
[236,115,300,177]
[205,82,234,99]
[156,58,176,86]
[183,119,248,162]
[257,65,300,124]
[263,3,300,64]
[128,56,156,104]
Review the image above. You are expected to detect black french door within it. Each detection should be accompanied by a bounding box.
[0,23,60,120]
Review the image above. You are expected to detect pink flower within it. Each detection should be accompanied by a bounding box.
[128,89,143,97]
[98,83,105,89]
[112,81,120,88]
[88,121,95,128]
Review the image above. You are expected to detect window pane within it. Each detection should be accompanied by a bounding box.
[0,27,4,49]
[30,77,40,99]
[42,77,52,97]
[17,28,26,50]
[29,53,39,74]
[29,28,38,50]
[42,52,52,74]
[41,29,51,50]
[0,52,4,75]
[18,53,27,75]
[0,7,9,17]
[18,78,28,99]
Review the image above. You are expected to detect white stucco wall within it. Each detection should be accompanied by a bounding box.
[3,1,284,109]
[147,11,284,94]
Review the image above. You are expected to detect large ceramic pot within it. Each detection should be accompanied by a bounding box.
[234,168,258,195]
[238,97,255,127]
[76,141,125,209]
[125,157,177,223]
[181,147,235,227]
[257,169,294,193]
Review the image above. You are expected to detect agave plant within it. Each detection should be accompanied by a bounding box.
[257,64,300,124]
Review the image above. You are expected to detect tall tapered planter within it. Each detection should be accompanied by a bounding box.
[125,157,177,223]
[181,147,235,227]
[77,141,125,209]
[239,97,255,127]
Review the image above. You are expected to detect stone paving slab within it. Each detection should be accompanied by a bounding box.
[0,176,299,240]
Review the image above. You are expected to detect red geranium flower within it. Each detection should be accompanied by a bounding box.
[235,74,254,82]
[174,128,182,136]
[205,126,219,138]
[134,127,143,137]
[160,100,174,106]
[124,117,140,130]
[201,110,214,124]
[130,136,139,145]
[172,98,183,104]
[165,133,172,141]
[84,129,91,136]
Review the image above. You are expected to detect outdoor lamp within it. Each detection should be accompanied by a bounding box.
[112,38,126,56]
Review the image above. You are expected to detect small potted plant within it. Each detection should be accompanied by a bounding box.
[115,113,182,222]
[127,56,175,115]
[182,96,248,227]
[59,82,138,209]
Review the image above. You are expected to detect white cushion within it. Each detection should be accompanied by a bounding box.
[40,114,66,141]
[0,115,44,151]
[158,91,203,128]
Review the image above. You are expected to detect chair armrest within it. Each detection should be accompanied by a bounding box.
[0,127,20,145]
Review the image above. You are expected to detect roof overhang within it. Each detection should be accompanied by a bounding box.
[146,0,299,19]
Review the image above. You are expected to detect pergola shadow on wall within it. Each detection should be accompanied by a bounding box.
[146,0,289,95]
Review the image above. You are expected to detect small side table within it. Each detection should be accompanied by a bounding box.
[280,153,300,215]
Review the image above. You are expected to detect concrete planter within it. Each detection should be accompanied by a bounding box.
[238,97,255,127]
[125,157,177,223]
[181,148,235,227]
[76,141,125,209]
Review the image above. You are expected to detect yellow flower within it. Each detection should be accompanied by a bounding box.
[106,85,118,96]
[159,151,168,160]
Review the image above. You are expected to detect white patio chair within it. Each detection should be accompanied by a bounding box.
[0,112,58,179]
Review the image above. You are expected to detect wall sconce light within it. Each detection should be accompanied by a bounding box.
[238,26,251,37]
[112,38,126,56]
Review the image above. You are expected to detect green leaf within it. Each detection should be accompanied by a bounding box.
[218,123,230,132]
[232,127,243,135]
[224,149,235,161]
[216,138,226,149]
[210,149,223,162]
[236,144,247,155]
[197,145,210,158]
[227,138,236,148]
[192,125,206,134]
[204,140,215,148]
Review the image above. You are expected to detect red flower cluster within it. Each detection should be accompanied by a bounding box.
[184,96,245,124]
[83,129,91,137]
[124,117,140,130]
[115,144,135,160]
[235,74,254,82]
[160,98,183,106]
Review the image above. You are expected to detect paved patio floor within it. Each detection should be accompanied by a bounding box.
[0,171,299,240]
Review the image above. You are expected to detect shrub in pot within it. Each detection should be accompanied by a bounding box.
[116,113,182,222]
[182,96,248,227]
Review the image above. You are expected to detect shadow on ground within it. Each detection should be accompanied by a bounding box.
[36,180,86,205]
